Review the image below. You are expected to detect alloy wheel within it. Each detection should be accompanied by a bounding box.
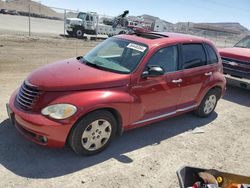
[204,94,217,114]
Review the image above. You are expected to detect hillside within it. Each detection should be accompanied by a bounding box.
[139,14,249,35]
[202,22,249,33]
[0,0,62,18]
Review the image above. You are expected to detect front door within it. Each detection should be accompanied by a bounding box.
[130,45,182,125]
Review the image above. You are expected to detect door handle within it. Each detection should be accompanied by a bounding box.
[172,79,182,83]
[204,72,212,76]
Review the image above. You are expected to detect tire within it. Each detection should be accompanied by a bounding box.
[194,88,221,118]
[74,28,84,38]
[68,110,117,155]
[118,30,126,35]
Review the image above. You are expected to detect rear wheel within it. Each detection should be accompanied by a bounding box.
[68,110,117,155]
[194,88,221,117]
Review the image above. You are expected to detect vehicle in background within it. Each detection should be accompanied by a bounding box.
[0,9,8,14]
[7,32,226,155]
[7,10,19,15]
[219,35,250,89]
[65,11,131,38]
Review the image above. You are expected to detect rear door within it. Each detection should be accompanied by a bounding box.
[177,43,213,109]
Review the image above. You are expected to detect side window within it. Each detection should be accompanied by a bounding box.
[182,44,206,69]
[147,45,178,73]
[205,44,218,64]
[86,15,90,21]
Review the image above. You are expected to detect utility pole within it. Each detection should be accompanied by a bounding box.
[29,4,31,37]
[64,9,66,36]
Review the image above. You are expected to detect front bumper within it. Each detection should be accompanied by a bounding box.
[66,24,74,32]
[223,67,250,80]
[7,91,73,148]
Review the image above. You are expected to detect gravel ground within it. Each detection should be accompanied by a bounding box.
[0,34,249,188]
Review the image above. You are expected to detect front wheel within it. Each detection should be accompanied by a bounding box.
[68,110,117,155]
[194,88,221,117]
[74,28,84,38]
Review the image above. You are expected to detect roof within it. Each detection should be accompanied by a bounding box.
[115,32,214,48]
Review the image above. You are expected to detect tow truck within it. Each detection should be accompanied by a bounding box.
[65,10,131,38]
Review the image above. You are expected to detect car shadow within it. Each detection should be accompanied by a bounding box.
[223,85,250,107]
[0,112,217,179]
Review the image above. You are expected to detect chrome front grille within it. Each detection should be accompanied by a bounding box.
[16,82,41,110]
[222,57,250,73]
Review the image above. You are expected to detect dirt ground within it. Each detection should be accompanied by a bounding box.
[0,34,250,188]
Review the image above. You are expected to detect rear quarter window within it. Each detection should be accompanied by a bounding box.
[204,43,218,64]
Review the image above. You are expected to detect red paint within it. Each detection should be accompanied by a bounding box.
[219,47,250,62]
[8,32,226,147]
[27,58,130,91]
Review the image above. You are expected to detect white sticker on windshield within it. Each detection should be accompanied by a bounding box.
[127,43,146,52]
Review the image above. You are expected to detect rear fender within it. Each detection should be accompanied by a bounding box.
[196,72,226,105]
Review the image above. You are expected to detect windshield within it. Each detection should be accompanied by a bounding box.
[83,38,148,74]
[77,12,87,20]
[234,36,250,48]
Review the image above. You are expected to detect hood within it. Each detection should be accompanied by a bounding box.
[219,47,250,62]
[27,58,130,91]
[67,18,83,25]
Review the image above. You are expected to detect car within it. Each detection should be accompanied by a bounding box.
[0,9,8,14]
[7,32,226,155]
[219,35,250,82]
[7,10,19,15]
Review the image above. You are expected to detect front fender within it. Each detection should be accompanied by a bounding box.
[44,87,133,128]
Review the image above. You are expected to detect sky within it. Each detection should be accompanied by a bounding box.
[38,0,250,30]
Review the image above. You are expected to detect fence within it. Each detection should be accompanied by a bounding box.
[0,3,245,47]
[0,3,79,37]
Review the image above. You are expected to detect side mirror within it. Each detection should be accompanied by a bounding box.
[142,66,164,78]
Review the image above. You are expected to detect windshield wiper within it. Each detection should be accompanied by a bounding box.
[81,57,107,70]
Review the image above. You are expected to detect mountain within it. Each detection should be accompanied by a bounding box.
[140,14,160,22]
[0,0,62,18]
[200,22,249,33]
[139,14,249,35]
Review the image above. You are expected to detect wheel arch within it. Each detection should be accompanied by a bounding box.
[197,85,223,106]
[66,107,124,144]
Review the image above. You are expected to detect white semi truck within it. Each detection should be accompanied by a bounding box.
[65,11,130,38]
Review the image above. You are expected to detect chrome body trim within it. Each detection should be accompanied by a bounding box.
[132,104,197,125]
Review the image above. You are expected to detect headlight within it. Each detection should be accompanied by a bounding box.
[41,104,77,120]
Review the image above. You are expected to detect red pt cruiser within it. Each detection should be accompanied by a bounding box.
[7,32,226,155]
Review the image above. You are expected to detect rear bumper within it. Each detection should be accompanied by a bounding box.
[8,91,73,148]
